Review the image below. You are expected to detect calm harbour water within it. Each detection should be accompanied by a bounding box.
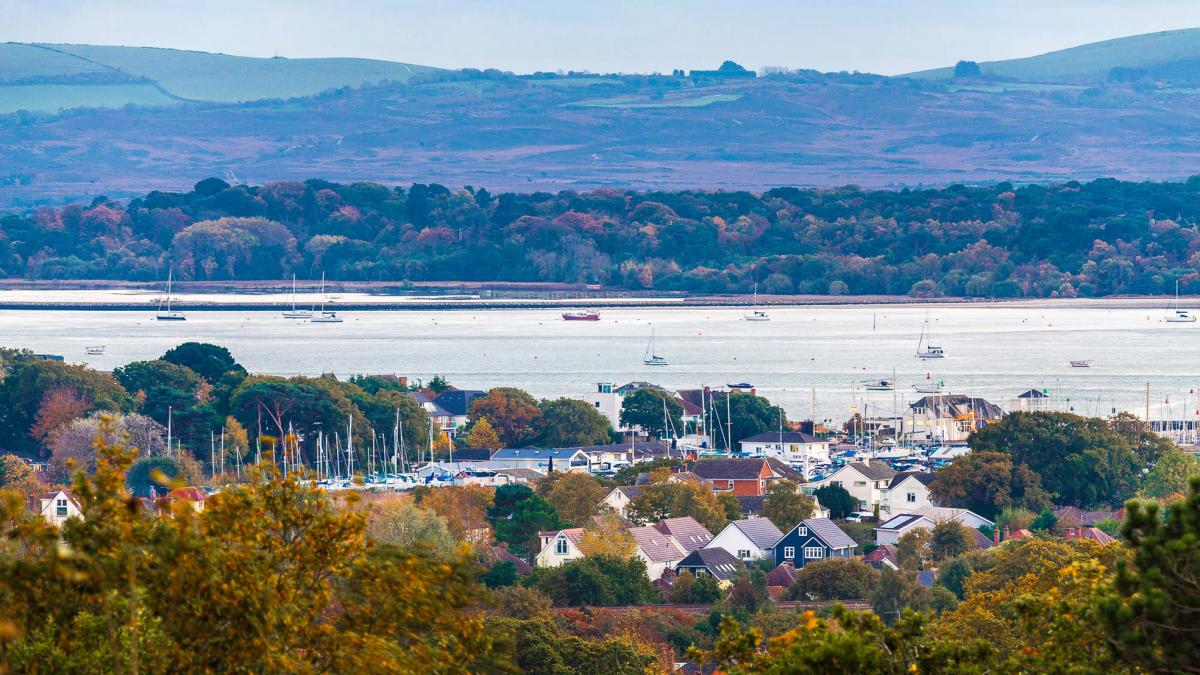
[2,294,1199,425]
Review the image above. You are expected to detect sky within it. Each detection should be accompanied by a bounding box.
[4,1,1200,75]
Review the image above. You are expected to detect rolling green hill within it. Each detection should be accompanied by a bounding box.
[0,42,440,113]
[907,28,1200,83]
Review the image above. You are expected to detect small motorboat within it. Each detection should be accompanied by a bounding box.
[863,379,894,391]
[726,382,754,389]
[311,311,343,324]
[563,310,600,321]
[1070,360,1091,368]
[84,346,105,356]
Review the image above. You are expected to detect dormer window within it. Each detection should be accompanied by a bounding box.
[555,537,568,555]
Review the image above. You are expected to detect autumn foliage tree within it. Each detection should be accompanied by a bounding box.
[470,387,542,447]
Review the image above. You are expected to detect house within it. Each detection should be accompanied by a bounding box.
[580,382,629,432]
[1065,526,1117,545]
[490,447,591,473]
[166,486,206,512]
[654,516,713,551]
[692,458,786,496]
[433,389,485,436]
[483,544,533,576]
[766,562,800,598]
[629,525,689,580]
[675,547,743,584]
[450,447,493,461]
[705,517,784,562]
[807,459,896,512]
[33,490,82,527]
[738,431,831,466]
[863,545,899,571]
[875,506,994,546]
[735,495,765,517]
[561,440,668,473]
[774,518,858,569]
[600,485,642,518]
[1010,388,1053,413]
[883,472,935,515]
[1053,506,1121,528]
[534,528,585,568]
[902,395,1004,444]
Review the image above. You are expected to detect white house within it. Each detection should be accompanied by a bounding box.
[599,485,643,518]
[35,490,82,527]
[534,528,586,568]
[901,395,1004,444]
[629,525,688,580]
[883,472,935,515]
[738,431,830,466]
[807,459,896,512]
[1009,388,1053,413]
[579,382,627,432]
[705,517,785,562]
[491,447,591,473]
[875,506,994,546]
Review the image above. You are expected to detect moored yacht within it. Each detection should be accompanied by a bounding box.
[156,270,186,321]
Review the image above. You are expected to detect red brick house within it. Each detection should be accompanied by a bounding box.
[691,458,787,497]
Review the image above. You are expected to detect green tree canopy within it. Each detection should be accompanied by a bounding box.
[928,450,1049,520]
[470,387,542,447]
[618,388,683,438]
[0,358,132,455]
[488,484,564,555]
[785,558,879,601]
[759,479,815,531]
[161,342,243,385]
[707,393,786,450]
[525,555,658,607]
[813,484,856,519]
[537,397,612,448]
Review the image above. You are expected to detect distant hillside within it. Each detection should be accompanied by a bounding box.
[907,28,1200,83]
[0,42,440,113]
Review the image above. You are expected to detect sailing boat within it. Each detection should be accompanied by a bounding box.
[643,327,669,366]
[743,283,770,321]
[310,272,343,323]
[1165,280,1196,323]
[916,317,944,359]
[156,270,186,321]
[283,275,312,319]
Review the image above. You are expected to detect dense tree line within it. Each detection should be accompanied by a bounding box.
[4,176,1200,296]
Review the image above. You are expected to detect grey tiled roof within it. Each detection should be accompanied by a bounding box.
[848,461,897,482]
[677,548,743,581]
[888,471,935,490]
[654,516,713,551]
[802,517,857,550]
[740,431,823,444]
[692,458,767,480]
[730,517,785,550]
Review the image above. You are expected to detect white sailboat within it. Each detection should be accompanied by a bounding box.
[743,283,770,321]
[643,327,668,366]
[916,317,944,359]
[156,270,186,321]
[1165,280,1196,323]
[310,272,343,323]
[283,275,312,319]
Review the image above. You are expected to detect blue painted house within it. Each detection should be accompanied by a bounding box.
[773,517,858,569]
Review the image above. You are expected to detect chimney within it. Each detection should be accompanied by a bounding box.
[861,457,870,466]
[992,526,1000,545]
[399,376,409,387]
[751,388,757,396]
[1003,526,1010,541]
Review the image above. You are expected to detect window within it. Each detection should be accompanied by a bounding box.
[783,546,795,560]
[737,549,751,559]
[796,526,807,537]
[555,538,568,555]
[594,402,601,408]
[853,481,867,487]
[906,492,917,503]
[55,498,68,518]
[804,546,824,559]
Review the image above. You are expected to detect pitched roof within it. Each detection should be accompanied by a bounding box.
[877,513,929,531]
[766,562,799,587]
[909,394,1004,420]
[692,458,768,481]
[1053,506,1121,527]
[728,517,785,551]
[863,545,898,562]
[630,525,688,563]
[452,447,493,461]
[1078,527,1117,545]
[740,431,824,444]
[765,457,805,482]
[486,545,533,575]
[676,548,743,581]
[540,528,585,548]
[167,487,206,502]
[654,516,713,551]
[847,461,897,482]
[800,517,857,550]
[971,528,996,550]
[889,471,935,490]
[610,485,643,501]
[735,495,765,514]
[433,389,485,416]
[1017,389,1049,399]
[913,505,993,526]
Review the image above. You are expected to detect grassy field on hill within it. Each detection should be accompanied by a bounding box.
[909,27,1200,83]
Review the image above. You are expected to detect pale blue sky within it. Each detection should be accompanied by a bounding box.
[4,0,1200,74]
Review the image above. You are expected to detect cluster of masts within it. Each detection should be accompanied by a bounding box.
[155,272,344,323]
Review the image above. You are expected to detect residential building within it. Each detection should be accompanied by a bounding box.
[654,516,713,552]
[738,431,831,466]
[433,389,485,436]
[691,458,787,496]
[735,495,765,517]
[1010,388,1053,413]
[705,517,784,562]
[580,382,626,432]
[1053,506,1121,528]
[863,545,899,571]
[807,459,896,511]
[766,562,800,599]
[883,472,935,515]
[875,506,994,546]
[534,528,585,568]
[774,518,858,569]
[34,490,81,527]
[599,485,643,518]
[629,525,689,580]
[563,440,669,472]
[166,486,206,512]
[407,391,458,438]
[1065,526,1117,545]
[902,394,1004,444]
[675,548,743,584]
[490,447,591,473]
